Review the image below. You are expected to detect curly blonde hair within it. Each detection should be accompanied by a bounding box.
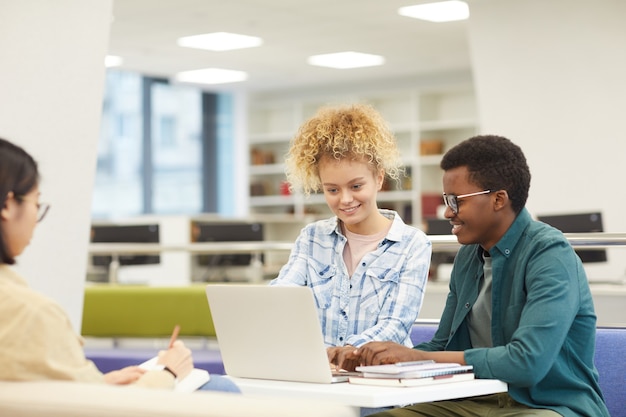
[285,103,402,195]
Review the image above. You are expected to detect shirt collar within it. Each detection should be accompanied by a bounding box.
[385,210,406,242]
[490,207,532,258]
[324,209,403,241]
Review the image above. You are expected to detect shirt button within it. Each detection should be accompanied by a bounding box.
[339,337,344,342]
[464,303,470,309]
[361,262,366,267]
[505,249,510,255]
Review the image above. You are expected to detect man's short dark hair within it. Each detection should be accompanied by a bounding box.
[440,135,531,214]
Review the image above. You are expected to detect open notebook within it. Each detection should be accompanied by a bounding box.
[205,284,357,383]
[139,357,210,392]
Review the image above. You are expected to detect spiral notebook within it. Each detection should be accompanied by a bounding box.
[355,362,473,379]
[205,284,358,384]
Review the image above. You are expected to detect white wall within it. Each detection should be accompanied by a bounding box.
[467,0,626,281]
[0,0,113,330]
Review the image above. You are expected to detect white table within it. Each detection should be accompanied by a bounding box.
[229,376,508,416]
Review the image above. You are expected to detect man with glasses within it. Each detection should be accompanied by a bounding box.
[350,135,609,417]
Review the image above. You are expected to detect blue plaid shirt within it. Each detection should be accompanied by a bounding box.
[270,210,431,348]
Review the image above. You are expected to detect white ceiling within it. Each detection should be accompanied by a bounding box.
[108,0,472,92]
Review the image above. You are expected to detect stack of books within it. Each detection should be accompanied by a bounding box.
[349,360,474,387]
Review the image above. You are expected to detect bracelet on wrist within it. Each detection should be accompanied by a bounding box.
[163,366,177,378]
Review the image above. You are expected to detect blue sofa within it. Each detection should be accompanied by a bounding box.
[594,328,626,417]
[85,346,225,374]
[410,323,625,417]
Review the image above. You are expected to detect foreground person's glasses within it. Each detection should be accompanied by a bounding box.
[16,196,51,222]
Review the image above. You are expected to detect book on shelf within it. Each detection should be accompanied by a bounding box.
[139,357,210,393]
[349,371,475,387]
[355,361,473,379]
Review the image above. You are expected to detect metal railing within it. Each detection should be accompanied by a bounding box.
[427,232,626,251]
[88,241,294,256]
[87,233,626,257]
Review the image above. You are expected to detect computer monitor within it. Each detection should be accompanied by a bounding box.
[193,222,264,267]
[536,212,607,263]
[425,218,457,266]
[90,224,160,268]
[426,218,452,236]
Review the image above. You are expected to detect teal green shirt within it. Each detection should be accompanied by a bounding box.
[416,208,609,417]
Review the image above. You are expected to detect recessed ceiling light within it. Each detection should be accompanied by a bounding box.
[398,1,469,22]
[177,32,263,51]
[174,68,248,85]
[307,51,385,69]
[105,55,123,67]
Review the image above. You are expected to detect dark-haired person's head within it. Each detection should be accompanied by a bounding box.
[0,137,40,264]
[440,135,530,214]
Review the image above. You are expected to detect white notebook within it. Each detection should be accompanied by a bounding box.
[139,357,210,392]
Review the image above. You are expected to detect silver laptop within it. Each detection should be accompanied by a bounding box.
[205,284,356,383]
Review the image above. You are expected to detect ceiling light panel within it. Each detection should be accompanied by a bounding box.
[105,55,123,67]
[307,51,385,69]
[398,1,469,22]
[177,32,263,51]
[174,68,248,85]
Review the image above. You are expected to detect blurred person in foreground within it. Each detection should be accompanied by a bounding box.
[0,136,238,393]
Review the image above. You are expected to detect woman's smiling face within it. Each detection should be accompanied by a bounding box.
[318,156,384,234]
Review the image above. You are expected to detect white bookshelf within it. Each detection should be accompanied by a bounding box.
[247,83,479,227]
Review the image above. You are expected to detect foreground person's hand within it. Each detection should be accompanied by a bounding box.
[104,366,146,385]
[157,340,194,379]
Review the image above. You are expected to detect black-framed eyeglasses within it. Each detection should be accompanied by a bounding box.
[442,190,492,214]
[16,196,51,222]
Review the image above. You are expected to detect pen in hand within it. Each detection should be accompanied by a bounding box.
[168,324,180,349]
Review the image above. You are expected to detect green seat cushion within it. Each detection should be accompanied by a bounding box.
[81,285,215,338]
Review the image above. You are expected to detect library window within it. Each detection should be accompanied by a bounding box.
[93,69,234,219]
